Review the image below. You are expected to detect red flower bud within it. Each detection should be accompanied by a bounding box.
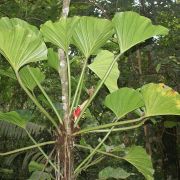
[73,106,81,120]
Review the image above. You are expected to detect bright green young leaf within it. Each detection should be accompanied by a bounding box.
[98,166,132,179]
[104,88,144,118]
[0,111,27,128]
[0,17,47,71]
[88,50,119,92]
[112,11,169,53]
[123,146,154,180]
[40,17,79,52]
[73,17,114,58]
[140,83,180,117]
[47,48,59,71]
[19,66,45,91]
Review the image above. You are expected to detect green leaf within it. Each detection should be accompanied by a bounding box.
[99,166,132,179]
[123,146,154,180]
[40,17,79,52]
[140,83,180,116]
[112,11,169,53]
[29,161,45,172]
[47,48,59,71]
[19,66,45,91]
[73,17,114,58]
[0,17,40,35]
[104,88,144,118]
[28,171,51,180]
[88,50,119,92]
[0,17,47,71]
[0,111,27,128]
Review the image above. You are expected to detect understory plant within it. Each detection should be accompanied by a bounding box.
[0,7,180,180]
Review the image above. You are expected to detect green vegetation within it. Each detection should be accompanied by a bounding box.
[0,0,179,179]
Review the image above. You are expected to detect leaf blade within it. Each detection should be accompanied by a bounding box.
[88,50,119,92]
[104,88,144,118]
[112,11,169,53]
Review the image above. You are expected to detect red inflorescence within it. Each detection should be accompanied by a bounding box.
[73,106,81,120]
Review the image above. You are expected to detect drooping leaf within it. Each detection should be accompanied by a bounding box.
[47,48,59,71]
[88,50,119,92]
[40,17,79,52]
[104,88,144,118]
[112,11,169,53]
[123,146,154,180]
[0,17,47,71]
[19,66,45,91]
[99,166,132,179]
[73,17,114,58]
[0,111,27,128]
[28,171,51,180]
[140,83,180,117]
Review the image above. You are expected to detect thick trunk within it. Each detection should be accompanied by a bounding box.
[63,134,74,180]
[56,1,73,179]
[57,48,74,179]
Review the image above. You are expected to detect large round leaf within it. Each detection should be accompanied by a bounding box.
[88,50,119,92]
[0,17,47,71]
[112,11,169,53]
[104,88,144,118]
[73,17,114,58]
[123,146,154,180]
[40,17,79,52]
[140,83,180,117]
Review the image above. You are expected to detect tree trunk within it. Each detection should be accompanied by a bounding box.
[56,1,74,180]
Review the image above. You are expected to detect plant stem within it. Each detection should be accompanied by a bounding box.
[75,79,83,107]
[74,121,116,174]
[27,66,63,124]
[74,53,122,127]
[66,54,71,105]
[75,144,123,160]
[38,148,56,180]
[0,141,55,156]
[87,120,146,133]
[73,117,144,135]
[70,58,88,115]
[58,1,73,179]
[75,119,146,175]
[75,156,104,177]
[25,129,59,173]
[15,71,60,134]
[69,58,88,116]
